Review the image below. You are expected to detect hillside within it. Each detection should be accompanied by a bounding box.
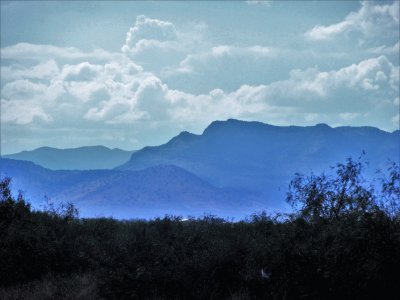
[1,119,398,218]
[119,119,399,201]
[0,158,256,218]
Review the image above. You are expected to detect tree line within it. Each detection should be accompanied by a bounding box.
[0,158,399,299]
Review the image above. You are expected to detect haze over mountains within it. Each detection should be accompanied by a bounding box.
[3,146,134,170]
[120,119,399,199]
[0,158,253,218]
[1,119,398,219]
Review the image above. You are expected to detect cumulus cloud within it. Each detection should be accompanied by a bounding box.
[367,42,400,55]
[2,80,48,100]
[315,56,397,93]
[122,15,178,54]
[176,45,277,79]
[306,1,399,41]
[2,45,397,132]
[246,1,272,6]
[182,45,276,65]
[162,45,283,93]
[121,15,207,74]
[140,56,399,128]
[0,78,60,125]
[120,15,184,72]
[1,43,120,63]
[162,42,364,94]
[83,74,172,124]
[1,13,399,153]
[1,60,59,84]
[61,62,103,82]
[1,99,52,125]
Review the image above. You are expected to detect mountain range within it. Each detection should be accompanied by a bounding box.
[1,119,398,219]
[0,158,255,218]
[120,119,399,201]
[3,146,134,170]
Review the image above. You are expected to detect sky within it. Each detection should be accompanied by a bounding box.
[1,0,399,154]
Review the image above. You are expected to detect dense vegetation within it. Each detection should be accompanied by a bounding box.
[0,158,399,299]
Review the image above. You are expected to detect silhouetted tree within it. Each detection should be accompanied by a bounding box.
[287,157,377,221]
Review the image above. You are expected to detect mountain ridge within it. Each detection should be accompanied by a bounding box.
[118,119,399,202]
[1,119,398,219]
[0,158,259,219]
[3,145,135,170]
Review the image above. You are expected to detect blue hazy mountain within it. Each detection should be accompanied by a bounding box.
[0,158,258,219]
[1,120,398,219]
[119,119,399,203]
[2,146,134,170]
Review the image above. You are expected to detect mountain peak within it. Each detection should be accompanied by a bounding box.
[203,119,273,135]
[315,123,331,129]
[177,130,196,139]
[167,131,198,145]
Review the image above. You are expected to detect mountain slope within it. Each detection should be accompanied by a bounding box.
[0,158,257,219]
[3,146,134,170]
[119,119,399,201]
[2,120,397,218]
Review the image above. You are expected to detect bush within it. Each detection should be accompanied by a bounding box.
[0,160,399,299]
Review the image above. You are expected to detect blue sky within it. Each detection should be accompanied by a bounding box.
[1,0,399,154]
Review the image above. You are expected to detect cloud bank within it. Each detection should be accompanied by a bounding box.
[306,1,399,41]
[1,4,399,153]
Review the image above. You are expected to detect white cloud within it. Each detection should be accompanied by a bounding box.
[122,15,178,55]
[1,43,119,63]
[176,44,277,77]
[306,1,399,41]
[1,60,59,83]
[61,62,103,82]
[162,44,281,93]
[291,56,398,97]
[121,15,183,71]
[121,15,207,74]
[104,60,143,82]
[196,55,398,110]
[163,43,359,94]
[2,80,48,100]
[1,99,52,125]
[1,12,399,152]
[330,56,396,90]
[83,74,172,124]
[306,21,353,41]
[184,44,276,63]
[2,48,397,132]
[161,56,398,128]
[246,1,272,6]
[367,41,400,55]
[210,45,275,58]
[166,86,271,126]
[67,81,109,103]
[392,113,399,125]
[339,112,360,121]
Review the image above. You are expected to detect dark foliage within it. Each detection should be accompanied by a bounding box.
[0,159,399,299]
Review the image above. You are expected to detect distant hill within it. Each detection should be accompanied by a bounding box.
[0,158,258,219]
[119,119,399,202]
[1,119,398,219]
[3,146,135,170]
